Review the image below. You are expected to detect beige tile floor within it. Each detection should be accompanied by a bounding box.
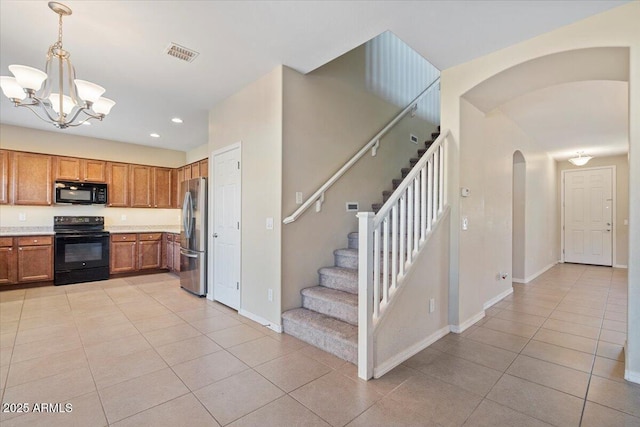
[0,264,638,426]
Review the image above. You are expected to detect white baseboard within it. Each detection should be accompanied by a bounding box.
[625,369,640,384]
[614,264,628,269]
[450,310,485,334]
[484,288,513,310]
[512,277,525,284]
[520,262,557,284]
[238,309,282,333]
[373,325,450,379]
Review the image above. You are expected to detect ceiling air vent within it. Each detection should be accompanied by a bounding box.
[165,43,199,63]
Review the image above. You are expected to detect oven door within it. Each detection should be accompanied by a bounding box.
[55,234,110,271]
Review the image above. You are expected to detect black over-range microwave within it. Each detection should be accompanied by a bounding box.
[54,181,108,205]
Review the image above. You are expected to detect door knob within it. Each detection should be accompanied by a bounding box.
[213,233,218,238]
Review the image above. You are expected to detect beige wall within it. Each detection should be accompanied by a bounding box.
[0,204,179,228]
[458,100,558,319]
[0,124,186,167]
[208,66,283,328]
[374,212,450,376]
[441,2,639,381]
[557,155,629,267]
[281,46,437,311]
[186,144,209,164]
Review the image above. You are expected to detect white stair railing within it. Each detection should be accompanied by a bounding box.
[283,77,440,225]
[357,129,451,380]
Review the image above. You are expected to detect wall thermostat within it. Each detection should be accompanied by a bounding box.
[460,187,471,197]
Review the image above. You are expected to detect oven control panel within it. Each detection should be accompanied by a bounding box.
[54,216,104,225]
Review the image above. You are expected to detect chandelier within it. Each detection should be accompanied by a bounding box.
[0,2,115,129]
[568,152,593,166]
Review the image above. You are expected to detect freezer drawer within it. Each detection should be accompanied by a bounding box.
[180,249,206,296]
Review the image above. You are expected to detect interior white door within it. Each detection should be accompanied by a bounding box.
[213,146,241,309]
[564,168,613,266]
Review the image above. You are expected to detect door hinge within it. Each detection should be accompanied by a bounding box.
[237,161,240,169]
[563,249,565,254]
[236,282,239,290]
[237,221,240,229]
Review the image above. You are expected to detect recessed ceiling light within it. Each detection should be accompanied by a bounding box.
[150,133,160,138]
[171,117,183,124]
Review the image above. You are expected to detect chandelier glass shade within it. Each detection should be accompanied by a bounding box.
[0,2,115,129]
[568,152,593,166]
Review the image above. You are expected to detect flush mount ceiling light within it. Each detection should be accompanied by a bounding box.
[568,151,593,166]
[171,117,183,124]
[0,2,115,129]
[150,133,160,138]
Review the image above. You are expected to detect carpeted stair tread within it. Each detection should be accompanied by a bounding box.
[302,286,358,325]
[318,266,358,294]
[348,232,359,249]
[334,248,358,269]
[282,308,357,363]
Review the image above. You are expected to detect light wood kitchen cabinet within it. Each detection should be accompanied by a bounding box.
[106,162,129,207]
[83,159,107,182]
[17,236,53,283]
[110,234,137,273]
[0,150,9,205]
[12,152,52,205]
[198,159,208,178]
[164,233,180,273]
[153,167,173,208]
[54,156,81,181]
[138,233,162,270]
[130,165,153,208]
[0,237,17,285]
[165,234,174,270]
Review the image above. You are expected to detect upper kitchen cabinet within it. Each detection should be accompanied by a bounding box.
[106,162,129,207]
[11,152,52,205]
[130,165,152,208]
[198,159,208,178]
[54,157,107,182]
[153,167,173,208]
[0,150,9,204]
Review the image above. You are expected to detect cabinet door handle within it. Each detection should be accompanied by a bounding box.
[19,247,23,251]
[33,239,38,243]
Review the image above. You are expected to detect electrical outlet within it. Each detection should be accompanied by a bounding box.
[295,192,303,204]
[462,216,469,230]
[266,217,274,230]
[268,288,273,302]
[121,215,127,221]
[429,298,435,313]
[18,213,26,222]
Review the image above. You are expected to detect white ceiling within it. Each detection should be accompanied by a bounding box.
[500,81,629,160]
[0,0,629,153]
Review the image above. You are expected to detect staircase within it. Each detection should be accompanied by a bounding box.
[282,129,440,363]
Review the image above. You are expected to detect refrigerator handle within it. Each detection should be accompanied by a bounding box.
[180,249,198,258]
[183,191,192,238]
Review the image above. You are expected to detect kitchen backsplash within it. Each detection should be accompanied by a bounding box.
[0,204,180,228]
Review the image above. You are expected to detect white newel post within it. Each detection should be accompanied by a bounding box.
[357,212,374,380]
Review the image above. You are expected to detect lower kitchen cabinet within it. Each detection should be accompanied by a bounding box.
[110,234,137,273]
[164,233,181,273]
[110,233,168,274]
[0,235,53,285]
[0,237,17,285]
[138,233,162,270]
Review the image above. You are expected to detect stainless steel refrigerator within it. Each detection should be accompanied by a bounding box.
[180,177,207,296]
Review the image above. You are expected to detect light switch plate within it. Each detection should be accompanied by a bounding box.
[295,192,303,204]
[266,217,274,230]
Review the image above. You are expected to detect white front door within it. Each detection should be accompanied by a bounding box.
[212,145,241,309]
[564,168,613,266]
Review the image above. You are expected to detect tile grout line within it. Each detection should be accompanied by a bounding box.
[577,269,612,427]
